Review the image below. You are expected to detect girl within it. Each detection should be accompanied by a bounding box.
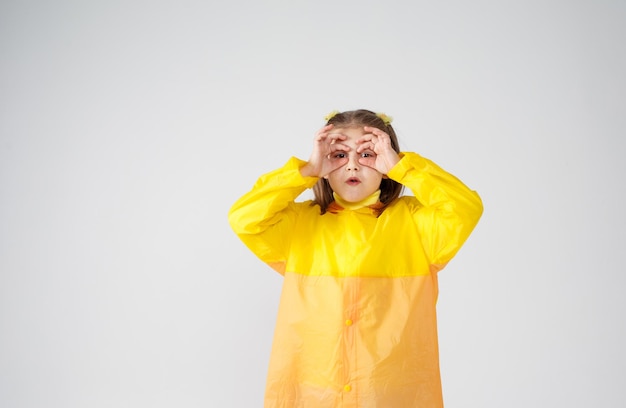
[228,109,483,408]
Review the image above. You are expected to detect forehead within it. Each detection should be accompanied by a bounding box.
[329,126,366,141]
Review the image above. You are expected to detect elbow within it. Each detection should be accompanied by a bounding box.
[470,192,484,226]
[473,192,484,223]
[227,206,247,235]
[453,191,483,233]
[228,206,263,236]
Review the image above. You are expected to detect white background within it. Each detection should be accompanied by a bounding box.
[1,0,625,407]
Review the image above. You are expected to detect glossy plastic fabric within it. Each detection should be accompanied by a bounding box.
[228,152,483,408]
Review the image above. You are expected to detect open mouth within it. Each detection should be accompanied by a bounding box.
[346,177,361,186]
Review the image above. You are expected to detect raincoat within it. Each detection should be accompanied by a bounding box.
[228,152,483,408]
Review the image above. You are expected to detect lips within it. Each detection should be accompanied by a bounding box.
[346,177,361,185]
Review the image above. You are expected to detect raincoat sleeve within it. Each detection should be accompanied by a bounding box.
[228,157,319,274]
[387,152,483,269]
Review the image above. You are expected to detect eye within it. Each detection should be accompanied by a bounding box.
[332,152,346,159]
[360,151,375,158]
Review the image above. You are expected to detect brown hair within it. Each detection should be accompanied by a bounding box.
[312,109,404,215]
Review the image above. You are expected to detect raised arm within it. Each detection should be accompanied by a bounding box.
[388,152,483,268]
[228,157,318,274]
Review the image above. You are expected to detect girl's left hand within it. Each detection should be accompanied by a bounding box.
[357,126,400,174]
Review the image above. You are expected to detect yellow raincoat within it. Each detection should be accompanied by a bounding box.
[228,152,483,407]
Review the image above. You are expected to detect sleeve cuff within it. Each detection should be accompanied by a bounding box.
[387,152,427,182]
[285,157,319,188]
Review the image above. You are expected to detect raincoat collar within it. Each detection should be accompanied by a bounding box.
[328,190,382,214]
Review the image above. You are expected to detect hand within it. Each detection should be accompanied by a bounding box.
[300,124,351,178]
[357,126,400,174]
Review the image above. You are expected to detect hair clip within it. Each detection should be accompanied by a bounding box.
[324,110,340,121]
[376,112,393,125]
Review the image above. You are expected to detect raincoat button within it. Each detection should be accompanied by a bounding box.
[344,384,352,392]
[345,319,353,326]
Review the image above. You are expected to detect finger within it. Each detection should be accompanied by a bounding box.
[327,134,348,146]
[365,127,391,142]
[358,156,377,169]
[364,127,392,144]
[356,134,378,152]
[314,124,335,140]
[356,133,375,143]
[329,142,351,153]
[363,126,385,135]
[365,131,394,152]
[356,141,376,153]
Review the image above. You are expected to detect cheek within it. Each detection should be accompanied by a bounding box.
[325,173,341,187]
[324,167,341,180]
[370,173,384,186]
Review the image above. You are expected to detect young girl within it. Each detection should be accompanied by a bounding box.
[228,109,483,408]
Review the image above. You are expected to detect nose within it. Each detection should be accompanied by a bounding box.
[345,153,360,171]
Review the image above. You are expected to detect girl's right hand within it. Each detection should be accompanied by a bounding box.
[300,124,350,178]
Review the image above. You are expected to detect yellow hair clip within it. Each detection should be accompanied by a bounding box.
[324,110,340,122]
[376,112,393,125]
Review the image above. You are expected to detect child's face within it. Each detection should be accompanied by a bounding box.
[324,126,384,203]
